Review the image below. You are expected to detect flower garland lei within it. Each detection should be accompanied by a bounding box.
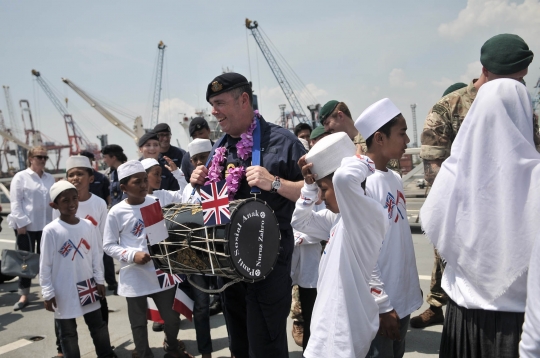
[205,110,260,199]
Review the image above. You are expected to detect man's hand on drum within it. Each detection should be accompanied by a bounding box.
[298,155,316,185]
[246,166,274,191]
[190,165,209,188]
[133,251,151,265]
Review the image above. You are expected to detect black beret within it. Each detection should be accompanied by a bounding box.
[101,144,124,155]
[79,150,95,160]
[189,117,210,136]
[138,131,159,147]
[153,123,171,133]
[206,72,251,102]
[442,82,467,97]
[480,34,534,75]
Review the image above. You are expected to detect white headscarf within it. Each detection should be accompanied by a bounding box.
[420,78,540,304]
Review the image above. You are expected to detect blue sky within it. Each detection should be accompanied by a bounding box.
[1,0,539,168]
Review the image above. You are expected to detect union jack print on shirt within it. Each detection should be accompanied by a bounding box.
[155,269,184,289]
[58,241,73,257]
[384,190,406,223]
[131,219,145,236]
[200,179,230,226]
[76,277,101,306]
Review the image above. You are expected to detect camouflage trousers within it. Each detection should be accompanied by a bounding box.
[290,285,303,322]
[427,248,448,307]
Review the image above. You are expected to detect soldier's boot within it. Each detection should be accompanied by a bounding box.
[410,305,444,328]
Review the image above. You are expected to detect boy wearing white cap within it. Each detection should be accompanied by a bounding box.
[355,99,422,358]
[52,155,113,355]
[40,181,115,358]
[181,139,213,204]
[291,132,388,358]
[103,160,191,358]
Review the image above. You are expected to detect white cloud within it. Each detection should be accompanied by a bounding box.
[432,77,454,88]
[389,68,416,88]
[459,61,482,83]
[158,97,197,121]
[438,0,540,39]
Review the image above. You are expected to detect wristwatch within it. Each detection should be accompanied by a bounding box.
[270,176,281,193]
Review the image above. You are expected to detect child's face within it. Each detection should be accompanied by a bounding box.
[190,152,210,167]
[139,139,160,159]
[147,165,162,190]
[382,115,410,160]
[51,188,79,217]
[317,177,339,213]
[66,168,93,191]
[121,172,148,200]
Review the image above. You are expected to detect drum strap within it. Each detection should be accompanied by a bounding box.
[187,274,243,294]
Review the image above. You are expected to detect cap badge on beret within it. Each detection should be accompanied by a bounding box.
[211,81,223,92]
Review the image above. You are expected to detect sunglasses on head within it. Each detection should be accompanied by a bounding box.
[33,155,49,160]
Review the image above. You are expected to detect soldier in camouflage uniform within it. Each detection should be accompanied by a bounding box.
[412,33,537,329]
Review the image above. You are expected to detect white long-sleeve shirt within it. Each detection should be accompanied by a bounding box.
[291,155,388,358]
[8,168,55,231]
[103,197,167,297]
[365,168,423,319]
[39,219,104,319]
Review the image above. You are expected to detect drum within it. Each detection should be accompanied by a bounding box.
[149,198,281,283]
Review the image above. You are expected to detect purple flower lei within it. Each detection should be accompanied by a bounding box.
[205,111,260,199]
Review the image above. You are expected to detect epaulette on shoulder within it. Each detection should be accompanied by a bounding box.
[431,103,448,117]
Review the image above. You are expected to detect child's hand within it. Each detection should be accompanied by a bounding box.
[96,284,106,299]
[44,297,57,312]
[133,251,151,265]
[298,155,316,184]
[163,156,178,172]
[378,309,401,340]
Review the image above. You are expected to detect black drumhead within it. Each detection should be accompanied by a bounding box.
[226,198,281,282]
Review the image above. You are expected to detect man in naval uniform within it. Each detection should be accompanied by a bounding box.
[190,72,305,358]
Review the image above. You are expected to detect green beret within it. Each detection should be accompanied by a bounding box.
[206,72,251,102]
[310,125,327,140]
[319,100,339,124]
[480,34,534,75]
[442,82,467,97]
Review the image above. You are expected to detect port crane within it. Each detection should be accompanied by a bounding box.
[3,86,28,170]
[61,78,144,143]
[245,19,318,127]
[32,70,101,160]
[149,41,166,128]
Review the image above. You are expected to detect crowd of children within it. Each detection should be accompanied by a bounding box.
[28,31,540,358]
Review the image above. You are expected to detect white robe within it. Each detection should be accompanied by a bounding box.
[421,79,540,308]
[520,233,540,357]
[291,155,389,358]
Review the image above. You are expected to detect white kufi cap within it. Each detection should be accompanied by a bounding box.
[66,155,92,171]
[118,160,145,181]
[305,132,356,179]
[355,98,401,139]
[50,180,77,202]
[141,158,160,170]
[188,138,213,157]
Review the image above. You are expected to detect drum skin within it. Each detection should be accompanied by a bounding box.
[226,198,281,281]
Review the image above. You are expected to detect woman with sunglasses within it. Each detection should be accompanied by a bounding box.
[7,146,55,311]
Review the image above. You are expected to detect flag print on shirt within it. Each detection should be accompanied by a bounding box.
[59,240,74,257]
[131,219,145,236]
[200,179,230,226]
[384,190,406,223]
[85,215,98,227]
[155,268,184,289]
[59,239,87,260]
[76,277,101,306]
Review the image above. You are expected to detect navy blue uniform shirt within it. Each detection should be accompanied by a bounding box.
[89,170,110,202]
[208,117,306,231]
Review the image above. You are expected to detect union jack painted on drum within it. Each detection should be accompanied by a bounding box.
[155,269,184,289]
[200,179,231,226]
[76,278,100,306]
